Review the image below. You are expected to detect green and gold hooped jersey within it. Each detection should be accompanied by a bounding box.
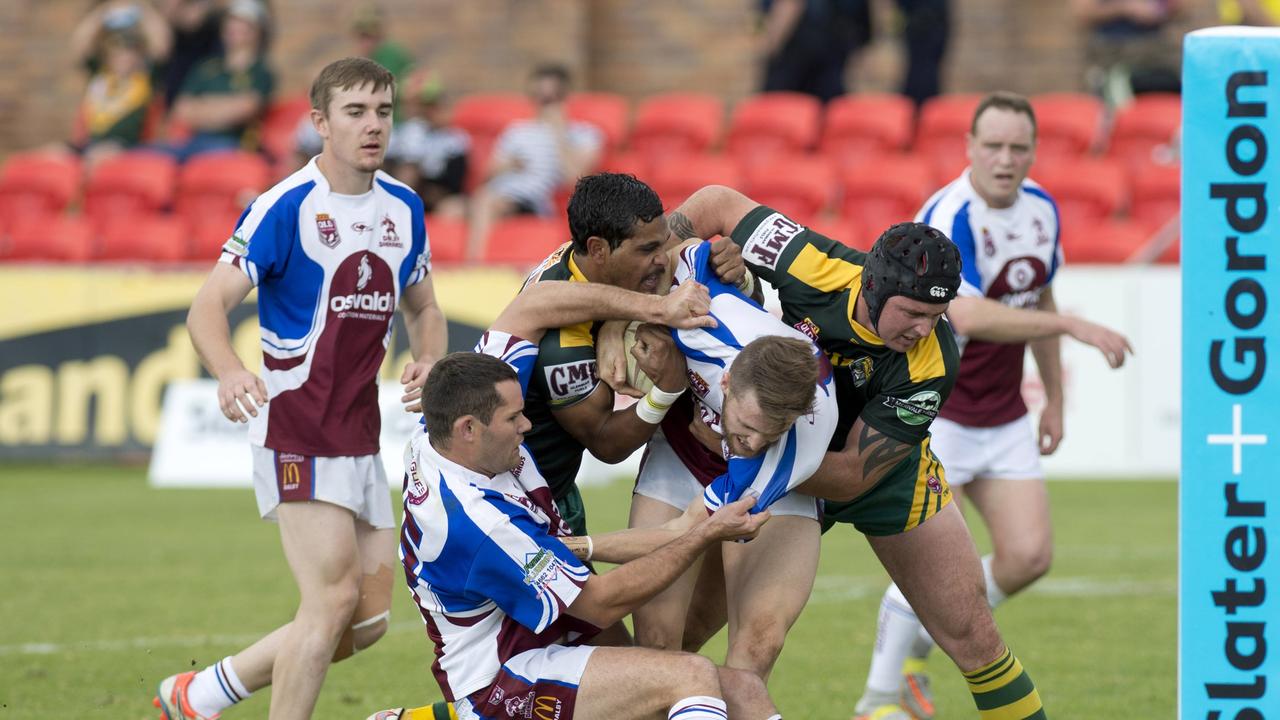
[520,244,602,500]
[731,207,961,534]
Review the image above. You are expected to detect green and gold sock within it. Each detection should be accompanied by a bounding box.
[963,648,1046,719]
[402,702,455,720]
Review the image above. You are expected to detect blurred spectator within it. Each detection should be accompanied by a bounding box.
[155,0,223,108]
[384,70,469,216]
[167,0,274,160]
[349,2,415,120]
[758,0,871,103]
[465,64,602,260]
[67,1,172,167]
[1219,0,1280,24]
[1071,0,1183,106]
[897,0,949,108]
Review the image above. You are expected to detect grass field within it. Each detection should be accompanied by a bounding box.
[0,466,1175,719]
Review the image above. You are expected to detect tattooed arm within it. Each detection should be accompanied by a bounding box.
[795,417,914,503]
[666,185,760,245]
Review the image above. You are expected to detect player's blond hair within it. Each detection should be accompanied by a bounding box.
[729,336,819,422]
[310,57,396,116]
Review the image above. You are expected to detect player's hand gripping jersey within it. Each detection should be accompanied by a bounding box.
[730,208,962,534]
[399,331,593,702]
[668,241,838,515]
[919,170,1064,427]
[220,159,430,456]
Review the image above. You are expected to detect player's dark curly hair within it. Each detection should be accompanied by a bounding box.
[422,352,517,449]
[567,173,664,252]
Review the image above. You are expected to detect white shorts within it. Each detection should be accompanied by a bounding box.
[456,644,596,720]
[634,429,820,519]
[928,415,1044,488]
[250,445,395,529]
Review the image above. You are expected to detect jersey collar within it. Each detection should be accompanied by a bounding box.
[566,250,589,283]
[846,275,885,346]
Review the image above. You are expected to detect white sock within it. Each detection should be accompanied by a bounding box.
[911,553,1009,658]
[765,715,782,720]
[858,582,920,709]
[187,656,251,716]
[669,695,728,719]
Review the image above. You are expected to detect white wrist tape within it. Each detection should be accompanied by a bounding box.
[635,385,686,424]
[584,536,593,562]
[736,272,755,297]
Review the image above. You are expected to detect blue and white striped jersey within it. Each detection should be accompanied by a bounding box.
[218,158,429,456]
[669,241,838,515]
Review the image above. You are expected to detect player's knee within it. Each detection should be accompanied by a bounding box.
[669,652,721,698]
[634,618,683,651]
[729,617,788,673]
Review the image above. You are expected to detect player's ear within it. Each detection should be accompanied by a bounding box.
[454,415,475,441]
[720,370,731,392]
[586,235,610,262]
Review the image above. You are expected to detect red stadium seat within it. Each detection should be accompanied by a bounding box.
[187,212,243,261]
[742,155,835,225]
[426,215,467,265]
[1107,93,1181,168]
[84,151,178,225]
[1060,218,1147,264]
[97,213,187,262]
[452,93,537,191]
[838,154,933,238]
[484,216,570,266]
[1129,161,1180,233]
[175,151,270,222]
[2,214,94,262]
[630,93,724,164]
[1031,93,1104,159]
[598,151,651,180]
[915,93,983,171]
[0,152,81,225]
[726,92,822,168]
[820,93,915,165]
[806,215,870,251]
[260,94,313,162]
[1033,157,1127,228]
[566,93,630,153]
[649,154,742,209]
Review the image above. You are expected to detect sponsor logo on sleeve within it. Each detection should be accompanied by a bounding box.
[742,212,803,271]
[316,213,341,248]
[406,458,429,505]
[223,230,248,257]
[544,360,598,403]
[848,356,874,388]
[883,390,942,426]
[521,549,560,589]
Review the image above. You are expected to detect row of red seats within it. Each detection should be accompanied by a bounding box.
[0,207,1177,267]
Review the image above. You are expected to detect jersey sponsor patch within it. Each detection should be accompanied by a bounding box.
[521,548,560,589]
[742,212,804,271]
[883,390,942,426]
[543,360,598,404]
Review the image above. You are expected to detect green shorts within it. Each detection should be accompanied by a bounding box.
[554,484,589,537]
[821,436,952,536]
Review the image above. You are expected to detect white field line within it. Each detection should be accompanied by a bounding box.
[0,576,1172,657]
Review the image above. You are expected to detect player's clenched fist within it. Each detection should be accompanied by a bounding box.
[701,494,770,543]
[658,280,717,329]
[217,368,267,423]
[631,323,686,392]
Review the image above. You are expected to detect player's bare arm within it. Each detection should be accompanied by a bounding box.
[187,263,266,423]
[553,324,688,463]
[797,416,914,503]
[1030,288,1066,454]
[565,495,768,628]
[496,278,715,343]
[399,274,448,413]
[563,497,707,564]
[667,185,760,247]
[946,293,1133,367]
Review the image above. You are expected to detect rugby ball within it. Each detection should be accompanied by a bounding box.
[623,321,656,395]
[366,710,404,720]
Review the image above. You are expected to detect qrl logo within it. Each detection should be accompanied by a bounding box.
[929,286,948,298]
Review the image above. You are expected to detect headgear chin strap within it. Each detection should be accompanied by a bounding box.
[861,222,963,332]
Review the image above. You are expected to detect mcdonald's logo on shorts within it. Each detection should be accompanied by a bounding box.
[533,695,563,720]
[275,452,315,502]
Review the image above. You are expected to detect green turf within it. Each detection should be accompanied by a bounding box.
[0,465,1174,718]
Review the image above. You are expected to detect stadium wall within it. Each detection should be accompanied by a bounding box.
[0,0,1217,157]
[0,263,1178,479]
